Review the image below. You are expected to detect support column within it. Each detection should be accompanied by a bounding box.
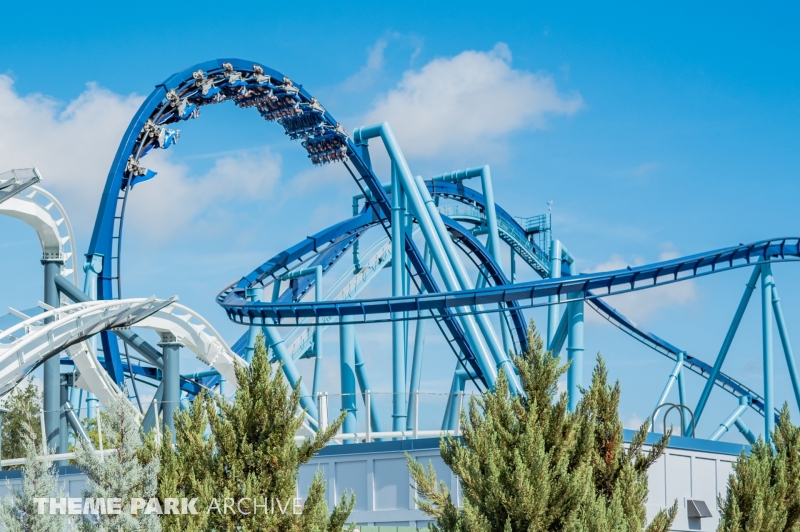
[43,259,64,454]
[566,295,584,412]
[159,333,182,443]
[354,336,384,433]
[547,240,562,350]
[391,164,407,431]
[653,352,684,425]
[244,287,264,363]
[406,245,432,429]
[312,269,323,399]
[762,263,775,444]
[771,284,800,409]
[339,317,357,442]
[261,325,319,423]
[82,254,103,420]
[709,395,751,441]
[86,394,98,421]
[694,265,761,426]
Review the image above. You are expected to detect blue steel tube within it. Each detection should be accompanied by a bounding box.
[430,166,502,267]
[566,295,585,412]
[431,167,513,358]
[653,352,684,424]
[312,268,323,399]
[353,336,384,433]
[410,175,496,380]
[244,286,264,363]
[547,240,563,350]
[353,123,499,389]
[83,255,103,420]
[279,267,324,397]
[413,174,519,394]
[734,418,757,445]
[441,366,466,431]
[693,265,762,426]
[260,325,319,425]
[339,316,357,442]
[709,395,750,441]
[353,333,383,432]
[391,164,407,431]
[406,245,432,429]
[771,284,800,409]
[762,263,775,444]
[43,260,63,453]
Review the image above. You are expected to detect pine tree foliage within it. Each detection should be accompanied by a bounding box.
[408,321,677,531]
[1,379,43,467]
[156,334,355,532]
[74,391,160,532]
[717,404,800,532]
[0,426,64,532]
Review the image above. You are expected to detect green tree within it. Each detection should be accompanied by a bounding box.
[408,321,677,531]
[1,379,43,467]
[0,424,64,531]
[156,334,355,532]
[74,391,161,532]
[717,404,800,532]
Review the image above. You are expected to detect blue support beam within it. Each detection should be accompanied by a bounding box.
[391,163,407,431]
[567,295,585,412]
[353,336,384,434]
[653,352,685,425]
[771,284,800,409]
[260,325,319,427]
[279,266,324,398]
[547,240,562,348]
[244,286,264,363]
[734,418,757,445]
[693,265,762,427]
[339,316,357,442]
[709,395,751,441]
[762,263,775,444]
[353,122,501,392]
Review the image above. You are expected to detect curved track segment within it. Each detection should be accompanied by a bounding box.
[88,58,481,389]
[135,303,245,389]
[0,298,174,400]
[223,239,798,322]
[0,185,80,288]
[434,182,773,419]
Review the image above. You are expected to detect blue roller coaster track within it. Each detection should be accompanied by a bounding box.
[73,57,800,446]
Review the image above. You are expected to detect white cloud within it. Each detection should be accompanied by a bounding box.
[124,148,281,243]
[0,75,143,230]
[341,38,390,91]
[0,74,282,243]
[585,248,697,323]
[361,43,583,159]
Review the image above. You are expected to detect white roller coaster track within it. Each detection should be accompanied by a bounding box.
[0,298,174,401]
[0,172,247,410]
[0,184,79,293]
[136,303,245,389]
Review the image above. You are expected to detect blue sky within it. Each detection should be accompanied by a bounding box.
[1,1,799,441]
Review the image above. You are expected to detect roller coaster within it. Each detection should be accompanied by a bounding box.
[1,58,798,460]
